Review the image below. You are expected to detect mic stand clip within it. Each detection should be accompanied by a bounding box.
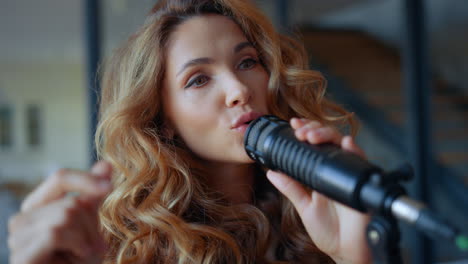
[365,164,413,264]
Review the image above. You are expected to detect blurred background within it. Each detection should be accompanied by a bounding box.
[0,0,467,263]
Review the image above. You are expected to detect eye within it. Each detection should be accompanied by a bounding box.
[238,58,257,70]
[185,75,209,89]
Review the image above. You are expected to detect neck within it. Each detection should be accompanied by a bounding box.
[199,160,256,204]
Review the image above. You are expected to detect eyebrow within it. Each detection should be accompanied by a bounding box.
[233,41,253,53]
[176,41,254,77]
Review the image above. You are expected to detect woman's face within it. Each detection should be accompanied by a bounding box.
[162,14,269,164]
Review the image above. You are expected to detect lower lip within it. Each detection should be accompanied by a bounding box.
[233,124,249,135]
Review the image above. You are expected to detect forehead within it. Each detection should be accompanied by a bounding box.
[165,14,248,64]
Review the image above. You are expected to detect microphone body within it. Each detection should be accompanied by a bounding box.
[244,115,460,242]
[244,115,385,212]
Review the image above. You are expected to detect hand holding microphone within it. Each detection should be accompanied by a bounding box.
[244,115,468,256]
[246,115,373,264]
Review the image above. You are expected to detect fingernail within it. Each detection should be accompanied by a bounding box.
[267,170,286,187]
[343,135,352,146]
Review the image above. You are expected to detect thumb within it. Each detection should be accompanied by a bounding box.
[89,161,113,204]
[266,170,311,215]
[91,161,113,180]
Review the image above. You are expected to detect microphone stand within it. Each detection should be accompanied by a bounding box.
[364,165,414,264]
[367,215,403,264]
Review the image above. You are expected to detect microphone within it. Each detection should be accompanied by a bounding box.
[244,115,467,249]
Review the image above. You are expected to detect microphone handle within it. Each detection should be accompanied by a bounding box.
[258,121,379,212]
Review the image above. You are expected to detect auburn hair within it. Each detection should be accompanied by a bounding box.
[96,0,356,263]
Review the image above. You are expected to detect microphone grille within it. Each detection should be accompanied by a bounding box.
[245,115,288,155]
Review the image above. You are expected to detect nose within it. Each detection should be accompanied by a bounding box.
[224,74,252,108]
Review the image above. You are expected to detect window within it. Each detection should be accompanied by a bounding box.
[26,105,41,147]
[0,106,13,148]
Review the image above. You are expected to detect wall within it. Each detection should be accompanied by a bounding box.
[0,0,89,184]
[0,63,89,183]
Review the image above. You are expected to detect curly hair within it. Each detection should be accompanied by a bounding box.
[96,0,357,263]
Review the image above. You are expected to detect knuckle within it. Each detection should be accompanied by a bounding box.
[294,130,305,140]
[50,168,70,185]
[294,127,306,136]
[306,131,319,140]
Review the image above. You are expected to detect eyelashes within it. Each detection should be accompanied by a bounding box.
[184,58,258,89]
[238,58,257,70]
[185,75,209,89]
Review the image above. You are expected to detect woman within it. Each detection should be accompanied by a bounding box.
[8,0,371,263]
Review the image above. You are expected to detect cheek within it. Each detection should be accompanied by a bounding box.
[173,107,228,161]
[169,95,220,143]
[174,104,213,132]
[175,92,219,124]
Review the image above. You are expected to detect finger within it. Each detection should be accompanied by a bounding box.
[294,121,323,141]
[291,117,321,128]
[83,165,111,253]
[310,191,337,216]
[290,117,307,129]
[8,213,37,253]
[266,170,311,215]
[76,196,108,254]
[90,161,113,180]
[69,197,98,252]
[41,197,95,259]
[86,160,114,211]
[305,126,342,145]
[341,136,366,158]
[21,169,112,212]
[58,195,107,257]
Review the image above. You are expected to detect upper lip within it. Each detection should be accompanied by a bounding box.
[231,111,263,129]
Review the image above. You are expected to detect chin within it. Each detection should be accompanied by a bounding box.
[238,151,256,164]
[220,151,255,164]
[195,149,255,165]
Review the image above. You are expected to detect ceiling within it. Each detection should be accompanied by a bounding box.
[2,0,467,64]
[0,0,376,63]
